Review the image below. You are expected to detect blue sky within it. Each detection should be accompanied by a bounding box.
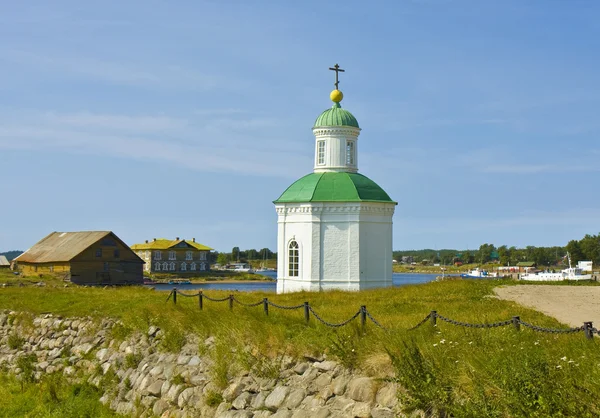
[1,0,599,253]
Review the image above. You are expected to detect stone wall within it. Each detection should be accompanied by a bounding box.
[0,310,403,417]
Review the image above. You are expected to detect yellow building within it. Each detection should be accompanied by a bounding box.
[13,231,144,285]
[131,238,212,273]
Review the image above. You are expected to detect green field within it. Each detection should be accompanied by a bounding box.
[1,270,599,416]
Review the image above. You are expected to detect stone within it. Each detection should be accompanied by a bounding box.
[218,411,253,418]
[371,407,396,418]
[327,396,355,412]
[347,377,375,403]
[232,391,252,410]
[271,410,293,418]
[314,361,337,372]
[146,380,164,397]
[153,399,170,416]
[223,380,246,402]
[284,388,306,409]
[292,411,330,418]
[265,385,290,411]
[251,391,269,409]
[96,348,109,362]
[375,382,398,408]
[352,401,372,417]
[309,373,332,393]
[141,395,158,408]
[37,361,49,371]
[215,402,232,416]
[254,411,274,418]
[178,387,196,408]
[115,401,134,415]
[149,364,164,377]
[331,375,349,396]
[165,383,184,403]
[188,355,201,367]
[63,366,76,376]
[293,362,310,375]
[300,395,325,409]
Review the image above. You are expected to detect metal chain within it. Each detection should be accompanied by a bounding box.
[308,306,361,328]
[408,313,432,330]
[232,297,264,307]
[436,313,513,328]
[267,301,305,310]
[518,319,584,334]
[202,294,231,302]
[165,290,173,302]
[174,290,200,298]
[365,309,387,330]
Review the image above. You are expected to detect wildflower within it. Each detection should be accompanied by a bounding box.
[440,339,446,344]
[468,341,473,345]
[568,360,574,364]
[560,356,567,361]
[556,365,562,369]
[455,360,459,363]
[534,341,540,345]
[433,344,438,347]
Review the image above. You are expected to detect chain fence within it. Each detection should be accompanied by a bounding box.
[165,288,597,339]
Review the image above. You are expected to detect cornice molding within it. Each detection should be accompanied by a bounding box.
[275,203,396,216]
[312,127,361,137]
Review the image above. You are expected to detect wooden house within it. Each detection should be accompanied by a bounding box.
[131,238,212,274]
[13,231,144,285]
[0,255,9,269]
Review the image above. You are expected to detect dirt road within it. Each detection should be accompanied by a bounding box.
[494,285,600,328]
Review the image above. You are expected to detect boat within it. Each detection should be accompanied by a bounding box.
[168,279,191,285]
[460,268,498,279]
[520,253,592,281]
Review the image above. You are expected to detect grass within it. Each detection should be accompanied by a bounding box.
[1,270,600,415]
[0,373,117,418]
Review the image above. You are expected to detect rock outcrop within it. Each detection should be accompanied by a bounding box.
[0,310,402,417]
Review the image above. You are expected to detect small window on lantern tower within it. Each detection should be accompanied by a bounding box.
[346,141,355,165]
[317,141,325,165]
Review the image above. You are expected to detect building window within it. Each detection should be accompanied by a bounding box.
[317,140,325,165]
[49,265,54,272]
[199,252,207,261]
[114,249,120,258]
[181,262,187,271]
[288,240,299,277]
[169,251,176,260]
[154,251,162,260]
[163,262,168,271]
[95,248,102,257]
[191,262,196,271]
[155,262,161,271]
[200,262,206,271]
[346,141,355,165]
[104,262,109,272]
[186,251,193,261]
[34,266,38,272]
[170,262,176,271]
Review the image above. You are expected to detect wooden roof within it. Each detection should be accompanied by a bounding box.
[15,231,117,263]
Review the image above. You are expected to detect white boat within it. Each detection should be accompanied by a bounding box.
[520,253,592,281]
[460,267,498,279]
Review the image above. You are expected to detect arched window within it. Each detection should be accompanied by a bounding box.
[200,262,206,271]
[162,262,168,271]
[154,251,162,260]
[190,262,196,271]
[288,240,299,277]
[169,251,176,260]
[155,262,161,271]
[346,141,355,165]
[181,262,187,271]
[170,262,176,271]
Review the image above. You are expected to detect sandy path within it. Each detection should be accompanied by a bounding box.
[494,285,600,328]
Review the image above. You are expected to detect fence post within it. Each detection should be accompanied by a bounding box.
[263,298,269,316]
[172,288,177,305]
[360,306,367,331]
[512,316,520,331]
[229,294,234,311]
[304,302,310,324]
[584,321,594,340]
[198,291,203,310]
[430,310,437,326]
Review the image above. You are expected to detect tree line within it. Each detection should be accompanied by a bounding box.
[214,247,277,266]
[394,233,600,267]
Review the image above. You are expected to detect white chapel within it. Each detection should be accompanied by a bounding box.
[274,65,397,293]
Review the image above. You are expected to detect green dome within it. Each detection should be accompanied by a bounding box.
[314,102,359,128]
[274,172,395,204]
